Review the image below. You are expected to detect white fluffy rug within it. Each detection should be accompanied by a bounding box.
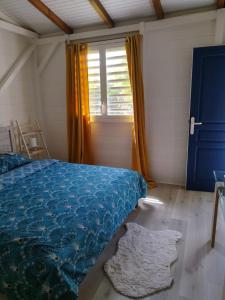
[104,222,182,298]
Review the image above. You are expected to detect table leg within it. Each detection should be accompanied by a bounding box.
[211,188,219,248]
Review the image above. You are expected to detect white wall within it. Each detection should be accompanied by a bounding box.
[37,43,68,161]
[91,121,132,168]
[38,19,217,185]
[143,21,215,185]
[0,28,36,126]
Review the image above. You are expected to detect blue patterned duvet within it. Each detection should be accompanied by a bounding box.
[0,160,146,300]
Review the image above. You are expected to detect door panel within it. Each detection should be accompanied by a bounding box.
[200,56,225,122]
[187,46,225,192]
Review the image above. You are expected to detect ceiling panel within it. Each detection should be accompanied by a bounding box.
[42,0,102,28]
[101,0,154,22]
[0,0,59,34]
[161,0,215,13]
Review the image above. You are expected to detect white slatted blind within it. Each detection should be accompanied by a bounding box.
[106,47,133,115]
[88,49,101,115]
[88,43,133,116]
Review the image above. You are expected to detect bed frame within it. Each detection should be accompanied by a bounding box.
[77,207,140,300]
[0,125,140,300]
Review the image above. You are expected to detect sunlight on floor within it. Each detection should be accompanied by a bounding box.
[138,197,164,208]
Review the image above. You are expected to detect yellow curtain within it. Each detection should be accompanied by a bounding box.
[66,43,92,164]
[126,33,156,188]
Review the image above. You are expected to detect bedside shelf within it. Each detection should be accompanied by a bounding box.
[29,147,46,155]
[22,130,42,136]
[16,120,50,159]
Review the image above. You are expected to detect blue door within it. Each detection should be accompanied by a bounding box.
[187,45,225,192]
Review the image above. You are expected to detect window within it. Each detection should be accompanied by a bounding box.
[88,42,133,117]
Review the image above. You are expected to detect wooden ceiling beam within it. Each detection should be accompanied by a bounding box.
[88,0,114,28]
[217,0,225,9]
[152,0,164,20]
[27,0,73,34]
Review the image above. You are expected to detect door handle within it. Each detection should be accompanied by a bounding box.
[190,116,202,135]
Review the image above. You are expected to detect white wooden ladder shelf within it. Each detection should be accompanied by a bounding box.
[16,120,50,159]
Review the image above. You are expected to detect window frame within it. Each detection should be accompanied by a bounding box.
[88,39,133,123]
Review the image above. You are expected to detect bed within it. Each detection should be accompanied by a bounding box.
[0,128,147,300]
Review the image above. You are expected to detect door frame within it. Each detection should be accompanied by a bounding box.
[186,44,225,191]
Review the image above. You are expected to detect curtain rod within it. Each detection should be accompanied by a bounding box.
[69,31,138,45]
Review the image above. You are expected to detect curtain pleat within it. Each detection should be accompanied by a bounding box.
[66,43,92,164]
[126,34,156,188]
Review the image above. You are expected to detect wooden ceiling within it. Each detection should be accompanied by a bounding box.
[152,0,164,20]
[0,0,221,35]
[27,0,73,33]
[27,0,115,32]
[88,0,114,28]
[217,0,225,8]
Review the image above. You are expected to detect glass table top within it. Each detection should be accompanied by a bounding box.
[213,170,225,220]
[214,170,225,183]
